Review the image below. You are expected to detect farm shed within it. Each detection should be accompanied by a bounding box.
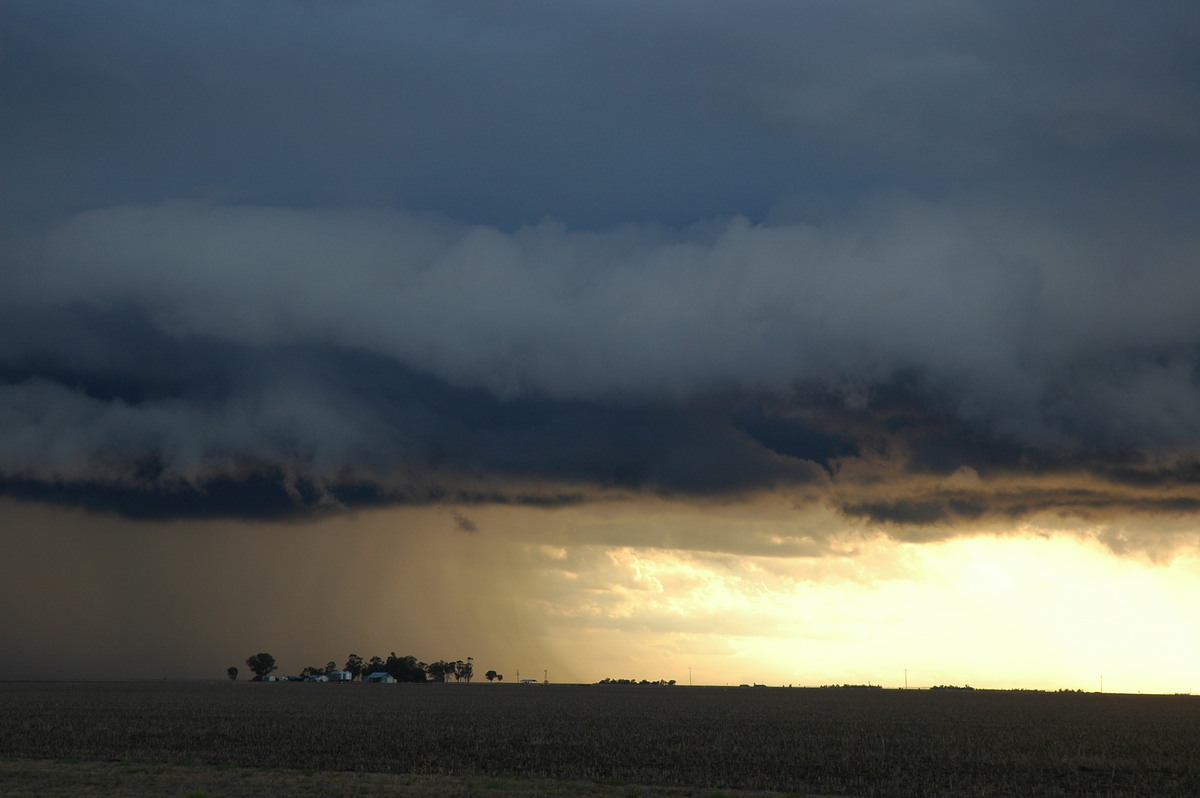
[329,671,352,682]
[365,672,396,683]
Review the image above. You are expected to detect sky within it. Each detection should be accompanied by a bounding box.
[2,0,1200,690]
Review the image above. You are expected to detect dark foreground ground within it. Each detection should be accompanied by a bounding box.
[1,681,1198,797]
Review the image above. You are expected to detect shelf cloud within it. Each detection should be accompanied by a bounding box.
[3,0,1200,544]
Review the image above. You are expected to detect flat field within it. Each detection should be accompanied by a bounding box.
[1,682,1198,797]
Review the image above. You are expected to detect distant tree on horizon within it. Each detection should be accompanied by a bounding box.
[485,669,497,682]
[238,649,490,684]
[246,652,277,680]
[426,660,455,682]
[598,677,677,686]
[227,666,238,681]
[385,653,428,683]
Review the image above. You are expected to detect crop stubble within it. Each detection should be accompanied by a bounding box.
[1,682,1198,796]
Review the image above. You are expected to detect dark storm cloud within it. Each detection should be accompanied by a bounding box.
[7,0,1197,231]
[450,510,479,534]
[3,2,1200,529]
[0,300,826,516]
[1,0,815,230]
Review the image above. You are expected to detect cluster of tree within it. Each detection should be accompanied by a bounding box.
[300,661,341,679]
[346,653,475,683]
[929,684,976,691]
[596,678,676,686]
[231,652,482,682]
[819,683,883,689]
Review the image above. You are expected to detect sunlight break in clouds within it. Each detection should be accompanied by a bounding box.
[5,498,1197,691]
[512,507,1200,692]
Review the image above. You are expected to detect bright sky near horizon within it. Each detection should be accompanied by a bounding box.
[5,498,1199,692]
[3,1,1200,690]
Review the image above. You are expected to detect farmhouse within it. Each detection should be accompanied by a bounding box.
[365,672,396,683]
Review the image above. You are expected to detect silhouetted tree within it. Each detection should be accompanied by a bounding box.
[385,653,428,682]
[246,652,277,680]
[299,664,333,679]
[454,657,474,683]
[344,654,365,680]
[426,660,455,682]
[485,669,497,682]
[227,666,238,681]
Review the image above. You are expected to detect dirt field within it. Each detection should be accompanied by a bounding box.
[1,681,1197,797]
[0,759,810,798]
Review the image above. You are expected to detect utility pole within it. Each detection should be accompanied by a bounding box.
[904,669,908,690]
[689,667,693,686]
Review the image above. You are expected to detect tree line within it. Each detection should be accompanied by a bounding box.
[231,653,506,683]
[596,678,676,686]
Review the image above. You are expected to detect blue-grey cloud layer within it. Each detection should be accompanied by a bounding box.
[3,1,1200,526]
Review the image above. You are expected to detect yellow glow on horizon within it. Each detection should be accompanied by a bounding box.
[2,497,1198,691]
[498,505,1200,693]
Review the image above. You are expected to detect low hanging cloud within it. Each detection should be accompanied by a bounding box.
[2,198,1200,532]
[3,1,1200,540]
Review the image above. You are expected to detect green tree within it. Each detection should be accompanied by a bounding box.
[246,652,277,680]
[227,666,238,681]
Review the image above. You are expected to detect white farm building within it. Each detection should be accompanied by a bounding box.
[365,672,396,683]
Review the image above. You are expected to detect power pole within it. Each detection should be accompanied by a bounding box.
[689,667,693,686]
[904,669,908,690]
